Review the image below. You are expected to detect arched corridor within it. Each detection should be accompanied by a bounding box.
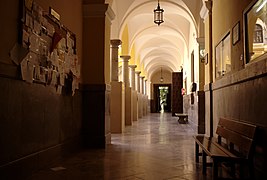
[28,113,219,180]
[1,0,267,179]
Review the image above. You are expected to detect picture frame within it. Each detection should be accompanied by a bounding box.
[232,21,240,45]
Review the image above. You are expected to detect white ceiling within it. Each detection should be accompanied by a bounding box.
[111,0,200,80]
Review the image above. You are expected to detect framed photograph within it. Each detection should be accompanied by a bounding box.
[232,21,240,45]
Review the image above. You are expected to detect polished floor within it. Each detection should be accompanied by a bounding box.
[28,113,215,180]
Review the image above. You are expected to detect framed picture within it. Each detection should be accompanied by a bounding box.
[232,21,240,45]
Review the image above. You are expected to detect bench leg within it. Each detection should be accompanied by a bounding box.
[240,164,244,179]
[202,151,207,174]
[230,162,235,177]
[195,142,199,163]
[248,161,254,179]
[239,162,252,179]
[212,159,218,180]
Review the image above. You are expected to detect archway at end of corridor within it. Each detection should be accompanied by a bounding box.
[152,84,172,113]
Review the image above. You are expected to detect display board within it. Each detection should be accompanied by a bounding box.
[19,0,80,95]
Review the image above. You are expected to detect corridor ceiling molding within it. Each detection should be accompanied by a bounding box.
[111,0,198,81]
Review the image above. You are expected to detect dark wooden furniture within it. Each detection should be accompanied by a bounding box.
[175,113,188,124]
[171,72,183,116]
[193,117,257,180]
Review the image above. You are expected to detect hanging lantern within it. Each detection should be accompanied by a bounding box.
[154,0,164,26]
[160,67,164,82]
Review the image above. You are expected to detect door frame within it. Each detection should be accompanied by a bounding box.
[153,83,172,112]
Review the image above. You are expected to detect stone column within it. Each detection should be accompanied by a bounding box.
[81,2,114,148]
[135,71,141,93]
[141,76,145,117]
[110,39,122,82]
[140,76,145,94]
[110,40,124,134]
[144,79,147,95]
[129,65,137,90]
[143,79,148,116]
[129,65,137,122]
[120,55,131,87]
[138,75,144,118]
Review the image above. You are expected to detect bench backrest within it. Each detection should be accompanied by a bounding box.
[216,117,257,159]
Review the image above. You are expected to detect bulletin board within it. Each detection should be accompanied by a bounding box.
[19,0,80,95]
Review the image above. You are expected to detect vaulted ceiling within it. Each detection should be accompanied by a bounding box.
[110,0,203,80]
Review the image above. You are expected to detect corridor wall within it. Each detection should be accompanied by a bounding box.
[0,0,83,179]
[204,0,267,179]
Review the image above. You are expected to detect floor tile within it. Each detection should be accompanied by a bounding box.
[28,113,222,180]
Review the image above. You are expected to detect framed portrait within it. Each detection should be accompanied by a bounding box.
[232,21,240,45]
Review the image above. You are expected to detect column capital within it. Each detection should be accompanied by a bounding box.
[140,76,145,79]
[110,39,122,47]
[129,65,137,69]
[120,55,131,61]
[135,71,141,75]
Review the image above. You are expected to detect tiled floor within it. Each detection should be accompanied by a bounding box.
[28,113,215,180]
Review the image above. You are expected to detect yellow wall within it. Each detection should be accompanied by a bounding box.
[136,55,141,71]
[204,0,253,84]
[140,63,146,77]
[121,24,148,78]
[212,0,252,74]
[204,15,210,84]
[213,0,251,46]
[121,24,129,55]
[130,44,136,65]
[119,24,129,68]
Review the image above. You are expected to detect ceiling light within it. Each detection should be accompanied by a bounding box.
[160,67,164,82]
[154,0,164,26]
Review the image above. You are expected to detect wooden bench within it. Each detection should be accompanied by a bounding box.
[175,113,188,124]
[193,117,257,180]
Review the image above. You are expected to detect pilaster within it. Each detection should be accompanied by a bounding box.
[81,2,113,148]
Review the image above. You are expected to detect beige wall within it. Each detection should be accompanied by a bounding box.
[204,0,253,85]
[0,1,83,178]
[206,1,267,178]
[212,0,252,74]
[150,70,172,99]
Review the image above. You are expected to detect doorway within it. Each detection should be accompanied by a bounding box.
[153,84,171,113]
